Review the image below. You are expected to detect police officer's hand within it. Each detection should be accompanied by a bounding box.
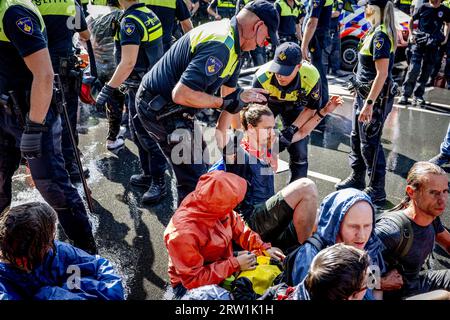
[95,84,115,109]
[20,115,48,159]
[278,124,298,153]
[358,101,373,123]
[239,88,268,104]
[301,43,310,62]
[221,88,267,114]
[324,95,344,114]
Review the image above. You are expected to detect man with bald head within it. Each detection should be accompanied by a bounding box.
[136,0,280,204]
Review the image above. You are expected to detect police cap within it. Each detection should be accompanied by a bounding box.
[244,0,280,46]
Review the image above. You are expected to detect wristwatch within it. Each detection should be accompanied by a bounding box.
[366,99,374,106]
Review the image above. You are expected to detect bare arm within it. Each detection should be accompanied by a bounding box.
[180,18,193,33]
[301,17,318,61]
[107,44,139,88]
[24,48,54,124]
[172,82,224,108]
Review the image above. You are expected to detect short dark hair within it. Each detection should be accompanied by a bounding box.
[0,202,57,270]
[305,243,370,300]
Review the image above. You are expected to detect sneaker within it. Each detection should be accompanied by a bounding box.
[130,174,152,188]
[413,96,426,107]
[107,137,125,151]
[398,96,409,105]
[429,153,450,167]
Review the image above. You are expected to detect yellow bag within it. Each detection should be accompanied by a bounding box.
[236,256,282,295]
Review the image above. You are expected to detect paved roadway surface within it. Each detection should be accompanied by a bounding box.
[9,4,450,300]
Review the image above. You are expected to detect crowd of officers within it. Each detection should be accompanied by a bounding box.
[0,0,449,294]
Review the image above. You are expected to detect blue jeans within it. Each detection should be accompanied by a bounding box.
[440,123,450,157]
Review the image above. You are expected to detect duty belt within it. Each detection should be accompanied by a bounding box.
[139,90,195,121]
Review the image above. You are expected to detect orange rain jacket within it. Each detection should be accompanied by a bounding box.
[164,171,272,289]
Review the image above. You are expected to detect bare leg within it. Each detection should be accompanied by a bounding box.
[281,178,318,243]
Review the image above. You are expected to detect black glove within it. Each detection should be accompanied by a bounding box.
[20,115,48,159]
[278,125,298,153]
[95,84,115,108]
[221,87,247,114]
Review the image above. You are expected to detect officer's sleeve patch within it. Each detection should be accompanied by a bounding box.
[310,86,320,100]
[16,17,33,35]
[313,0,320,8]
[205,56,223,76]
[374,37,384,51]
[124,22,136,36]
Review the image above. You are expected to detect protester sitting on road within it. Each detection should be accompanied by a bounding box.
[0,202,124,300]
[376,161,450,300]
[164,171,285,299]
[288,188,405,300]
[264,243,371,300]
[214,103,340,250]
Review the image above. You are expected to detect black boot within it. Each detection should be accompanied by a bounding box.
[142,175,167,204]
[335,171,366,190]
[364,175,386,207]
[130,173,152,188]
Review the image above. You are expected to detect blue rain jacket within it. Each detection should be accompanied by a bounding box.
[290,189,386,297]
[0,241,124,300]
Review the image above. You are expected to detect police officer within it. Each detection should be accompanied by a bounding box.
[301,0,333,128]
[0,0,97,254]
[136,0,279,204]
[324,0,345,76]
[274,0,305,44]
[253,42,343,181]
[95,0,168,204]
[207,0,237,20]
[399,0,450,107]
[145,0,193,52]
[32,0,89,184]
[335,0,397,207]
[395,0,413,14]
[77,0,90,16]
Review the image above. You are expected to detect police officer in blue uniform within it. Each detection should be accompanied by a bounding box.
[325,0,345,76]
[253,42,337,180]
[274,0,305,44]
[0,0,97,254]
[399,0,450,106]
[145,0,193,52]
[301,0,333,115]
[95,0,168,204]
[336,0,397,207]
[136,0,279,204]
[208,0,237,20]
[32,0,90,184]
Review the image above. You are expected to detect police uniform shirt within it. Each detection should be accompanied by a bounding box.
[413,3,450,35]
[145,0,191,47]
[275,0,305,37]
[114,3,163,77]
[0,4,47,91]
[253,66,322,110]
[32,0,87,70]
[141,17,241,102]
[356,30,393,84]
[209,0,237,19]
[330,0,343,31]
[308,0,332,32]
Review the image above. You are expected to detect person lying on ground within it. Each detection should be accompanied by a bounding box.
[0,202,124,300]
[164,170,285,299]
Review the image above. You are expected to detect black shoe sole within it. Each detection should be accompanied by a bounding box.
[335,183,366,191]
[130,181,152,188]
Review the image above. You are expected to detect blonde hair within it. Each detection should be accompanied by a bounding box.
[367,2,397,50]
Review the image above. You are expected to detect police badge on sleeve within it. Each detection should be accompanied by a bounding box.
[16,17,33,35]
[124,22,135,36]
[374,38,384,51]
[205,56,223,76]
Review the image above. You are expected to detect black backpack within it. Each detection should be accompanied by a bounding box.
[279,233,325,286]
[376,210,414,269]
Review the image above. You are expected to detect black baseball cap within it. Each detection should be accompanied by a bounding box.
[357,0,389,8]
[244,0,280,46]
[268,42,301,76]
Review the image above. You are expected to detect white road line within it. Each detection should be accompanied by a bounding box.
[307,170,342,184]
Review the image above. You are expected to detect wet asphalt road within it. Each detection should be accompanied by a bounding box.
[10,75,450,299]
